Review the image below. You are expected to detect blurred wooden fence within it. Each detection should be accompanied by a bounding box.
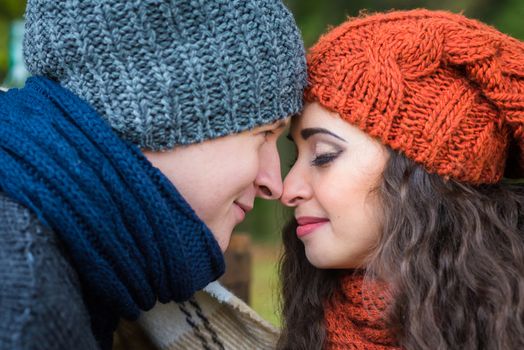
[219,233,252,304]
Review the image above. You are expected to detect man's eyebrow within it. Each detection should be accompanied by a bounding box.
[300,128,346,142]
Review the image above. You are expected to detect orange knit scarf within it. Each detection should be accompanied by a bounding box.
[324,272,401,350]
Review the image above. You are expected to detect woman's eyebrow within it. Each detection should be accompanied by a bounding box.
[300,128,347,142]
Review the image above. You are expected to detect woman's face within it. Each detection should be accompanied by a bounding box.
[143,119,288,252]
[281,102,388,269]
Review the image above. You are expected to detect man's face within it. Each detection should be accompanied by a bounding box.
[143,119,289,251]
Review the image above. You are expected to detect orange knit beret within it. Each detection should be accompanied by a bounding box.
[306,9,524,184]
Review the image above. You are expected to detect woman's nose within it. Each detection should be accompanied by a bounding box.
[281,163,312,207]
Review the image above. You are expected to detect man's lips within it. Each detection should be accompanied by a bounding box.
[235,202,253,214]
[296,216,329,237]
[233,201,253,222]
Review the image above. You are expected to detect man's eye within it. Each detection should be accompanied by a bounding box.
[259,129,274,139]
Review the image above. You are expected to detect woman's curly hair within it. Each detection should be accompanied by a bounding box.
[278,149,524,350]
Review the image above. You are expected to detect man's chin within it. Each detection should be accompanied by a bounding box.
[213,229,233,253]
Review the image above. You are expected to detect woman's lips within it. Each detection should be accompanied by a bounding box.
[296,216,329,238]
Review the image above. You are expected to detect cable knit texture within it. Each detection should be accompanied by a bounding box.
[324,272,400,350]
[306,9,524,184]
[23,0,307,150]
[0,77,225,349]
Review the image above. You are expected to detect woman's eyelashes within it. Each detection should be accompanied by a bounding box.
[311,150,342,167]
[288,137,344,169]
[288,143,343,169]
[311,141,343,167]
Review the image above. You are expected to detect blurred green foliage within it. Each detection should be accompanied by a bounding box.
[0,20,7,80]
[0,0,25,20]
[0,0,522,241]
[0,0,26,82]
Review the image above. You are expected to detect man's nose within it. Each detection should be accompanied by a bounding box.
[255,143,283,200]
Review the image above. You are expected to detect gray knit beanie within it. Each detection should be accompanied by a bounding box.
[23,0,306,150]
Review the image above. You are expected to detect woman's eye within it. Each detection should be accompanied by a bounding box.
[311,151,342,167]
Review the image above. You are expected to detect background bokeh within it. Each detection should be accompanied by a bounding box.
[1,0,523,325]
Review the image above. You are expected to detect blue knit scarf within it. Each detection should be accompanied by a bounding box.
[0,77,225,349]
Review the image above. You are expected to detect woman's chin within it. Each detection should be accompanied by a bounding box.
[305,249,332,269]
